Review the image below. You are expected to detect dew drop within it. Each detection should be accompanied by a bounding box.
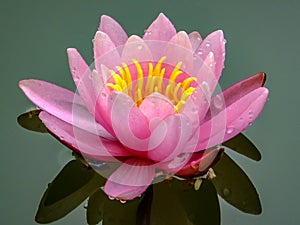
[137,45,143,50]
[144,30,152,36]
[226,126,235,134]
[197,37,201,41]
[213,94,224,109]
[223,188,231,197]
[120,200,127,204]
[83,202,88,209]
[200,81,210,97]
[249,110,254,119]
[108,196,115,200]
[197,50,203,55]
[205,42,211,48]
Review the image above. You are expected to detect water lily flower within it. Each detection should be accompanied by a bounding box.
[19,13,269,200]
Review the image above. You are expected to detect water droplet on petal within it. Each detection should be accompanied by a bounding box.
[108,196,115,200]
[223,188,231,197]
[205,42,211,47]
[137,45,143,50]
[226,126,235,134]
[213,94,224,109]
[120,200,126,204]
[249,110,254,120]
[197,50,203,55]
[200,81,210,97]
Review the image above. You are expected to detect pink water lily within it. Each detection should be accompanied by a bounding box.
[19,13,268,200]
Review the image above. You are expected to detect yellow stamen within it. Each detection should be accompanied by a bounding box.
[105,56,196,113]
[182,77,197,90]
[132,59,144,92]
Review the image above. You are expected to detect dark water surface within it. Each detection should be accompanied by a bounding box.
[1,0,299,224]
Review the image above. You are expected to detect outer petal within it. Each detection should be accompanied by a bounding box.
[104,159,155,200]
[67,48,96,115]
[98,15,128,47]
[195,30,226,93]
[108,92,151,151]
[175,148,223,178]
[143,13,176,42]
[147,114,192,162]
[196,87,269,150]
[39,112,129,161]
[19,79,114,140]
[189,31,202,52]
[93,31,122,71]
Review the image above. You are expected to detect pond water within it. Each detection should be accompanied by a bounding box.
[1,0,299,224]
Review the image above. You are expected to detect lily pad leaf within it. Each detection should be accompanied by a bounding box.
[17,110,47,133]
[136,185,153,225]
[212,153,262,214]
[102,196,141,225]
[222,133,261,161]
[35,160,105,224]
[86,188,106,225]
[151,179,220,225]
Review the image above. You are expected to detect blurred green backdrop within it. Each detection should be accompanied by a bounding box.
[1,0,299,224]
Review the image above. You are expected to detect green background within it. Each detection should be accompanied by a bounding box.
[1,0,299,224]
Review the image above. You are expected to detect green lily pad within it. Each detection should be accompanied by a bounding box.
[102,196,141,225]
[86,189,106,225]
[212,153,262,214]
[35,160,105,223]
[136,185,153,225]
[222,133,261,161]
[17,110,47,133]
[151,179,220,225]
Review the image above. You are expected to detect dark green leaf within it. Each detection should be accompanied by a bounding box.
[102,197,141,225]
[222,133,261,161]
[212,153,262,214]
[17,110,47,133]
[87,189,106,225]
[136,185,153,225]
[151,179,220,225]
[35,160,105,224]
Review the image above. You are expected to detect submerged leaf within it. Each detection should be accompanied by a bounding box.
[222,133,261,161]
[87,189,106,225]
[212,153,262,214]
[35,160,105,223]
[151,179,220,225]
[17,110,47,133]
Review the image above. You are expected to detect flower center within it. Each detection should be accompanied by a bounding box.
[106,57,197,112]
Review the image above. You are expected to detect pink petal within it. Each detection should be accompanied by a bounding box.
[19,79,114,140]
[67,48,96,115]
[195,30,226,93]
[93,31,122,71]
[139,93,174,122]
[121,35,152,63]
[189,31,202,52]
[175,147,223,178]
[108,92,151,151]
[147,114,192,162]
[164,31,193,75]
[143,13,176,42]
[39,111,129,161]
[196,87,269,150]
[98,15,128,47]
[104,159,155,200]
